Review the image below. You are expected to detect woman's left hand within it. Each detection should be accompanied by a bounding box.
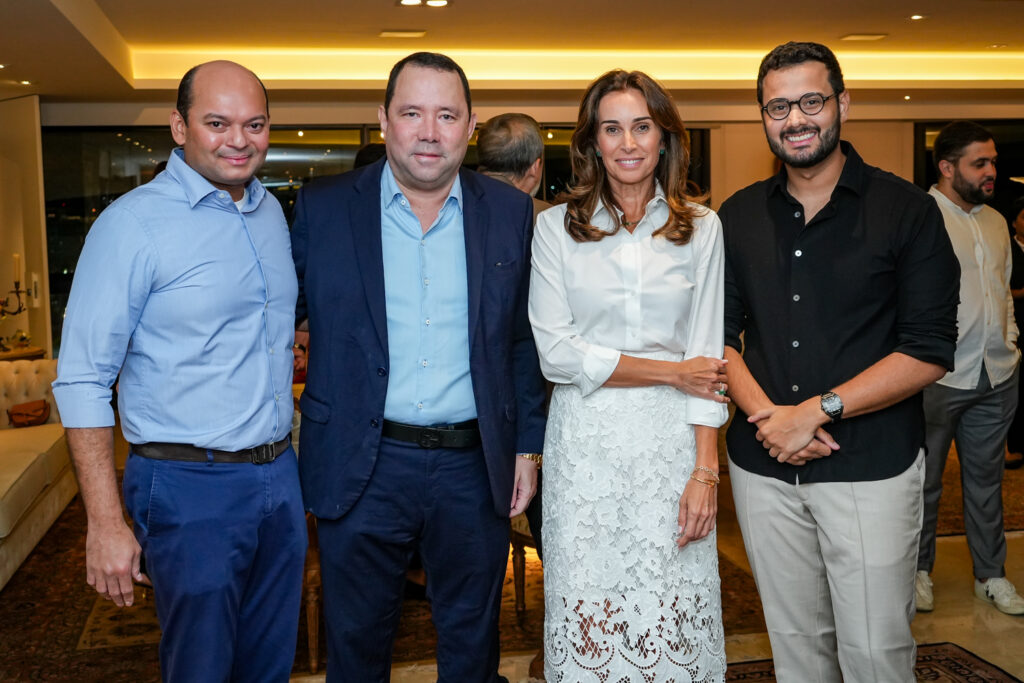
[676,477,717,548]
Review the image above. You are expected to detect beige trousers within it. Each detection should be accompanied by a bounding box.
[729,450,925,683]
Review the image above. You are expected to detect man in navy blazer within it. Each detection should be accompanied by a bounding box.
[291,52,547,682]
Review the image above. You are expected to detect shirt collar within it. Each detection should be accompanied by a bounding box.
[929,184,985,216]
[768,140,866,200]
[593,182,667,222]
[164,148,266,211]
[381,160,464,213]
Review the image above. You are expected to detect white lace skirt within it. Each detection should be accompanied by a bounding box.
[543,378,726,683]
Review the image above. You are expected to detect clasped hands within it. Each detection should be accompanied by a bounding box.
[747,399,840,466]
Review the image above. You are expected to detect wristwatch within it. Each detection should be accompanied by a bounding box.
[820,391,844,422]
[518,452,543,468]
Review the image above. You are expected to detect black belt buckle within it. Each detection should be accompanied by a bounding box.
[417,429,442,449]
[249,443,276,465]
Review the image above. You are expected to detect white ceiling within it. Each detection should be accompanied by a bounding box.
[1,0,1023,104]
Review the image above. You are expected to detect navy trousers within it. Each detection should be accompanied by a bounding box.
[316,437,509,683]
[123,447,307,683]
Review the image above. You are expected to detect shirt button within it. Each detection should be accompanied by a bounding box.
[218,192,227,199]
[794,211,802,218]
[370,418,380,428]
[274,393,280,401]
[401,199,407,206]
[377,367,387,377]
[792,384,800,392]
[424,278,430,285]
[425,318,431,326]
[422,360,428,367]
[793,294,801,302]
[417,402,424,410]
[794,249,803,257]
[792,340,800,348]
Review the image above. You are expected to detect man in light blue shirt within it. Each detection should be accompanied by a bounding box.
[52,61,306,683]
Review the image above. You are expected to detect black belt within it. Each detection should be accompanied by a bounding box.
[130,436,291,465]
[381,419,481,449]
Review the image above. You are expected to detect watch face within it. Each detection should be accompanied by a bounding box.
[822,392,843,418]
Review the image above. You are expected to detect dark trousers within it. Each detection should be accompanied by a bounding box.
[919,366,1017,578]
[123,448,307,683]
[317,437,509,683]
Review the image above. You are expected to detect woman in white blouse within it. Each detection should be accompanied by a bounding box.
[529,70,729,681]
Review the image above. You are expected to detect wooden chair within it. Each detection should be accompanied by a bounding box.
[509,512,536,623]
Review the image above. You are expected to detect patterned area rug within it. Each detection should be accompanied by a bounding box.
[726,642,1022,682]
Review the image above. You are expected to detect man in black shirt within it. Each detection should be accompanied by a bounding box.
[720,41,959,682]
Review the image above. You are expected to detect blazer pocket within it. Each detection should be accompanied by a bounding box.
[299,392,332,424]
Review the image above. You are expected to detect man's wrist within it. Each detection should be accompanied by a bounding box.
[517,452,542,468]
[803,396,833,427]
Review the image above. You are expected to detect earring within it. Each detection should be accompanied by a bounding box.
[596,150,602,157]
[660,149,665,155]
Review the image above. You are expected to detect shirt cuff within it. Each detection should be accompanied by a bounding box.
[577,346,621,397]
[686,397,729,429]
[52,385,116,429]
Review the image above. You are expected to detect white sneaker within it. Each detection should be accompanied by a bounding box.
[974,577,1024,615]
[915,570,934,612]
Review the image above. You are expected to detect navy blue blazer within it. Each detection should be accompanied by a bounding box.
[291,158,548,519]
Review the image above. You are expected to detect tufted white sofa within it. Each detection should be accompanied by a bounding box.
[0,359,77,591]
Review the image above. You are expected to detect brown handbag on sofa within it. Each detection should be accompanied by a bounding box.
[7,399,50,428]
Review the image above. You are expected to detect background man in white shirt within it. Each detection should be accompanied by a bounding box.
[916,120,1024,616]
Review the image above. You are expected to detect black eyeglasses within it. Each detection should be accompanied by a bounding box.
[761,92,839,120]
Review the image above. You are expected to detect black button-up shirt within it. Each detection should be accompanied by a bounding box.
[720,142,960,483]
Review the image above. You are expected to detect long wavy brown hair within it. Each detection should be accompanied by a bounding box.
[563,70,706,245]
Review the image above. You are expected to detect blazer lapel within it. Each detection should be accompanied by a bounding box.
[462,169,487,349]
[350,159,389,353]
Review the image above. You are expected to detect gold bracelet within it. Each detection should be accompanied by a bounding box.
[693,465,720,483]
[689,474,718,488]
[518,452,543,468]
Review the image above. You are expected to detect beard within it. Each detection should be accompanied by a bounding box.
[767,116,841,169]
[952,169,994,206]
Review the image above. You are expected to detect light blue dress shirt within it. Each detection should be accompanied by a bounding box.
[53,148,297,450]
[380,162,476,425]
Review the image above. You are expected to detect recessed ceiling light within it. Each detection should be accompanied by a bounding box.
[379,30,427,38]
[297,130,304,137]
[0,64,6,69]
[904,95,911,100]
[910,14,926,20]
[18,80,31,85]
[425,0,448,6]
[399,0,422,5]
[840,33,888,41]
[989,43,1008,49]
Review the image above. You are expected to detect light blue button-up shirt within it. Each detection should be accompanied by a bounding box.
[380,162,476,425]
[53,148,297,450]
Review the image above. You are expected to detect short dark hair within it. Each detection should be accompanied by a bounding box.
[384,52,471,114]
[353,142,387,169]
[176,62,269,125]
[476,113,544,178]
[1010,195,1024,224]
[757,42,845,105]
[933,120,995,172]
